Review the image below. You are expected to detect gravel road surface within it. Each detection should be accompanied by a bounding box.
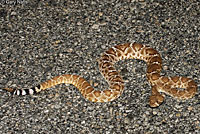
[0,0,199,134]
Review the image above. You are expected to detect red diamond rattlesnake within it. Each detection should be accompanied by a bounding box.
[4,43,197,107]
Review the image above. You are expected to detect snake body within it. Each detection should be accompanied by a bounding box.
[4,43,197,107]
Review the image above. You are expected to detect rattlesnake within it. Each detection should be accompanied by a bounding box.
[3,43,197,107]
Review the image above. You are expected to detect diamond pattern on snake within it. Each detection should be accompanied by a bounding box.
[3,43,197,107]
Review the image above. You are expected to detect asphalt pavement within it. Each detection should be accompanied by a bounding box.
[0,0,199,134]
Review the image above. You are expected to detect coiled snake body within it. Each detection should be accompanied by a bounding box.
[4,43,197,107]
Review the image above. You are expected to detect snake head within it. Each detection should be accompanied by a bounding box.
[149,94,164,107]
